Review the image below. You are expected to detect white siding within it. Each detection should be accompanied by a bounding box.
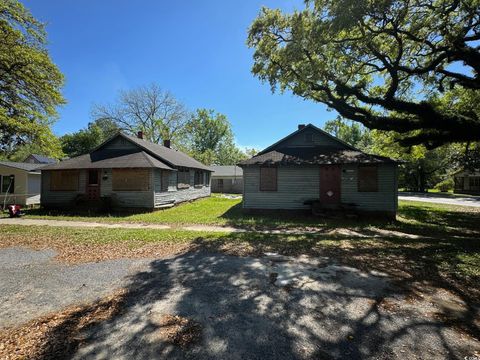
[243,166,319,209]
[340,164,397,213]
[243,164,397,213]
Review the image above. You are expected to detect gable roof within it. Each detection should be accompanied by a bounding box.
[0,161,45,172]
[43,132,212,172]
[239,147,396,166]
[257,123,357,156]
[119,133,211,171]
[240,123,397,167]
[42,150,174,170]
[25,154,57,164]
[211,165,243,177]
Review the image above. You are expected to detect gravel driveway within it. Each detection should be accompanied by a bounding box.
[1,247,479,359]
[0,247,150,328]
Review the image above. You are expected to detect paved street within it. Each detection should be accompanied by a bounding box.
[399,192,480,207]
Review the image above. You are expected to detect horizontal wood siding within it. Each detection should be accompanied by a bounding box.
[101,136,138,151]
[243,164,397,212]
[341,164,397,212]
[243,166,319,209]
[281,129,343,148]
[41,170,86,206]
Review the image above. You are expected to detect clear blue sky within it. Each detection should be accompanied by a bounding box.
[23,0,334,150]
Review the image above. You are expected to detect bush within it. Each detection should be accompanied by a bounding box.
[434,178,454,192]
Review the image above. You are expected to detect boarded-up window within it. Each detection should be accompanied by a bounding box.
[260,167,277,191]
[194,171,203,186]
[177,168,190,189]
[50,170,79,191]
[358,165,378,192]
[112,169,149,191]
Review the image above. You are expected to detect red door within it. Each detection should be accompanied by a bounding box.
[86,169,100,200]
[320,165,341,205]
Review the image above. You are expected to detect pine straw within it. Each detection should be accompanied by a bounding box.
[155,314,202,348]
[0,233,191,264]
[0,289,126,360]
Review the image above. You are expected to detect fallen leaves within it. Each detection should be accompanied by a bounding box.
[0,289,126,360]
[154,314,202,348]
[0,231,190,264]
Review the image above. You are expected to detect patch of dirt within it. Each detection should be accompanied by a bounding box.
[0,234,190,264]
[0,289,126,360]
[153,314,202,348]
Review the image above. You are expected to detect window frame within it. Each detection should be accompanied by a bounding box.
[204,172,211,186]
[357,165,378,192]
[259,166,277,192]
[177,168,190,190]
[112,168,150,192]
[50,170,79,192]
[194,170,204,187]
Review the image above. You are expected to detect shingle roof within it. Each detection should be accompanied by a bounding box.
[239,146,396,166]
[121,133,212,171]
[0,161,45,172]
[41,150,174,170]
[44,132,212,172]
[257,123,357,156]
[211,165,243,177]
[27,154,57,164]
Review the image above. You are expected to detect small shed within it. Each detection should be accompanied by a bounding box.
[211,166,243,194]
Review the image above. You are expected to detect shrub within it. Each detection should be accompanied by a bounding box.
[434,178,454,192]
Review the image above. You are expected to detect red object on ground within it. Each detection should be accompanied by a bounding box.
[7,205,22,218]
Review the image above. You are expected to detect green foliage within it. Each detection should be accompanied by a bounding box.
[247,0,480,147]
[186,109,247,165]
[61,119,119,158]
[368,130,461,191]
[323,116,371,150]
[0,0,65,154]
[7,130,63,161]
[434,178,454,192]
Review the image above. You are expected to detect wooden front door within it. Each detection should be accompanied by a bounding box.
[319,165,341,204]
[86,169,100,200]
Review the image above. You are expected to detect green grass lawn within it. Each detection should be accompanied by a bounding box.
[16,196,480,231]
[1,199,479,299]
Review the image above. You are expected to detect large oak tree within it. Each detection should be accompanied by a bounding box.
[0,0,65,154]
[247,0,480,148]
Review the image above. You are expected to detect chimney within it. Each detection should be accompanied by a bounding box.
[163,139,171,148]
[137,131,144,139]
[298,124,306,130]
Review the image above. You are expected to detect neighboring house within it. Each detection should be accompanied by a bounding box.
[24,154,57,164]
[40,132,213,210]
[0,161,44,207]
[238,124,399,218]
[453,169,480,195]
[211,166,243,194]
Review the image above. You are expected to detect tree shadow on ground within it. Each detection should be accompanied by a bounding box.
[33,242,479,359]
